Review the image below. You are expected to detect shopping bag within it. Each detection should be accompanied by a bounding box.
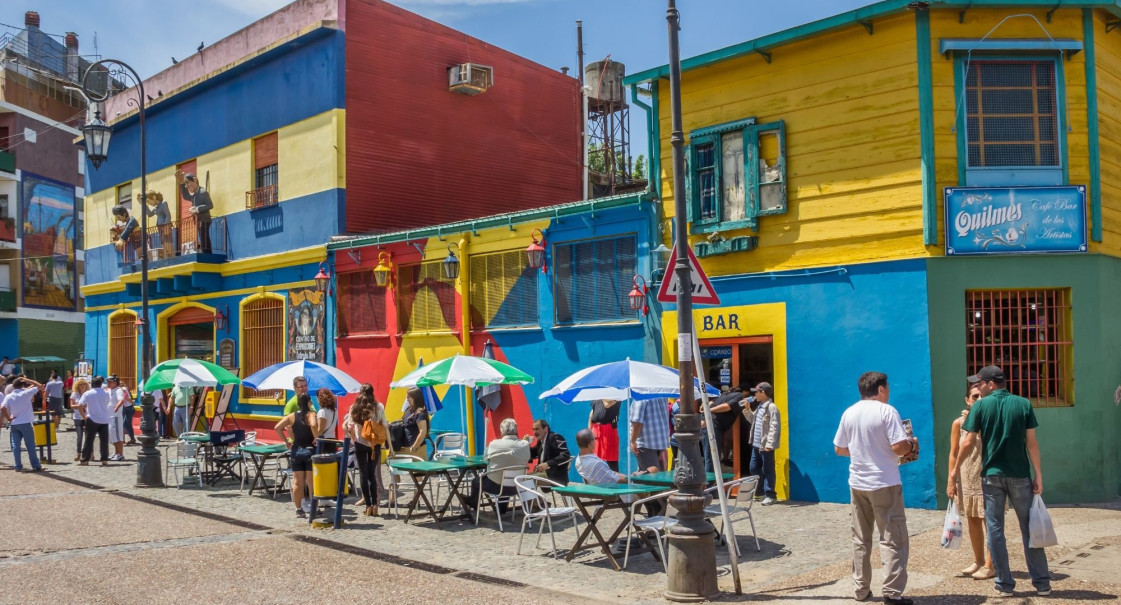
[1028,494,1058,548]
[941,499,963,549]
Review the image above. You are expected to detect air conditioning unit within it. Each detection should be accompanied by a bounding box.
[448,63,493,95]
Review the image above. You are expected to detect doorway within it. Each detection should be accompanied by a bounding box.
[165,306,215,363]
[699,337,774,477]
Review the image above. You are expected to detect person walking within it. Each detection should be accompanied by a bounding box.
[70,379,90,461]
[946,381,994,580]
[750,382,781,505]
[833,371,917,605]
[78,376,112,466]
[952,365,1050,598]
[588,399,621,471]
[1,377,44,472]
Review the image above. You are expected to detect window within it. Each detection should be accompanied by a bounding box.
[337,271,387,336]
[469,250,538,329]
[399,262,457,333]
[241,295,285,399]
[108,311,137,393]
[687,118,786,233]
[554,235,637,325]
[248,132,279,209]
[116,183,132,211]
[966,289,1072,407]
[961,59,1063,186]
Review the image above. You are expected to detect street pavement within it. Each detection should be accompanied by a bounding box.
[1,425,1119,604]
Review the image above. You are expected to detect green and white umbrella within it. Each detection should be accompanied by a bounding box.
[143,358,241,392]
[390,354,533,389]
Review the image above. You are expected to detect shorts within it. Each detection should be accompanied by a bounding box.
[291,447,314,472]
[48,396,65,415]
[108,416,124,443]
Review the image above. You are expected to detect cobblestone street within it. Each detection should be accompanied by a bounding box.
[2,427,1119,604]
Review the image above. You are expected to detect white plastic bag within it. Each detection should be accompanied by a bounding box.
[941,499,962,549]
[1029,494,1058,548]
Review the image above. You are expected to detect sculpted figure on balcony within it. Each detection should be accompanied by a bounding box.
[175,169,214,254]
[141,190,172,258]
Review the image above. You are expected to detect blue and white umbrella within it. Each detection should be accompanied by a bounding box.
[243,360,362,396]
[539,358,720,404]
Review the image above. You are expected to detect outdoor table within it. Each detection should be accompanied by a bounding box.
[630,470,733,488]
[551,482,663,571]
[388,455,488,524]
[240,443,289,495]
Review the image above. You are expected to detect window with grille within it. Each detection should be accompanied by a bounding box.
[469,250,538,329]
[966,289,1072,407]
[554,235,637,325]
[399,262,457,333]
[108,312,137,392]
[337,271,387,336]
[116,183,132,212]
[241,295,285,399]
[249,132,279,209]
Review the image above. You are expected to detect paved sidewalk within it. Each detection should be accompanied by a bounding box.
[3,426,1119,603]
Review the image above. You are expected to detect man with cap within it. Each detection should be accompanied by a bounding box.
[175,168,214,253]
[952,365,1050,598]
[749,381,781,505]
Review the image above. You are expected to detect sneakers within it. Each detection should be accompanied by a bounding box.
[994,587,1014,597]
[883,597,913,605]
[108,454,125,462]
[1037,589,1051,596]
[761,496,776,506]
[295,508,306,518]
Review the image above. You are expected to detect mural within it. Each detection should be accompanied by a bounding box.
[287,288,325,362]
[20,173,76,309]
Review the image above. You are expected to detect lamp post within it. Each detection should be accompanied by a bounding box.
[82,59,163,488]
[663,1,718,600]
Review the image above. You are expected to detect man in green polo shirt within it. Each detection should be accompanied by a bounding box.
[952,365,1049,598]
[275,376,315,414]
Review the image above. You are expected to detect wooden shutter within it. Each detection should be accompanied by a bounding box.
[469,250,537,329]
[399,262,456,333]
[338,271,387,336]
[241,296,284,398]
[108,313,137,392]
[254,132,278,169]
[554,236,636,324]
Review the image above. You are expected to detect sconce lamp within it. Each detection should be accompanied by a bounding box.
[526,228,547,273]
[214,306,229,332]
[628,275,649,317]
[373,251,395,288]
[442,243,460,280]
[314,262,331,293]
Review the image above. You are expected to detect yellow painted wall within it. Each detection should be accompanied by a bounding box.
[1092,9,1121,255]
[658,13,926,276]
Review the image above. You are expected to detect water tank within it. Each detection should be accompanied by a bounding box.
[585,60,625,104]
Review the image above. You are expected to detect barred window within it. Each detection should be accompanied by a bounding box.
[241,295,285,399]
[554,235,637,325]
[469,250,538,329]
[966,60,1058,168]
[108,312,137,392]
[399,262,457,333]
[338,271,387,336]
[966,289,1072,407]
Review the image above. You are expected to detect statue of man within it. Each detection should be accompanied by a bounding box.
[175,169,213,253]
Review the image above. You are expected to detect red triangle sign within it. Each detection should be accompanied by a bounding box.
[656,243,720,305]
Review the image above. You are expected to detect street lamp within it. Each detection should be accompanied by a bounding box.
[442,243,460,280]
[314,262,331,293]
[526,228,547,272]
[627,275,648,316]
[82,59,163,488]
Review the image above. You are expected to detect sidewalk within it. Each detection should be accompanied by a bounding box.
[4,425,1119,603]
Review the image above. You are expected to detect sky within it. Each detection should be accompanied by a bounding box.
[0,0,870,157]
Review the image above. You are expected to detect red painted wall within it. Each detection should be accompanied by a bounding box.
[343,0,582,233]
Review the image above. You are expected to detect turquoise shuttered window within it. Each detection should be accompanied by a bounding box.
[554,235,637,325]
[469,250,538,329]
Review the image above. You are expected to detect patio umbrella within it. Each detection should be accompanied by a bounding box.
[390,354,533,389]
[242,360,361,396]
[538,358,720,404]
[475,341,502,412]
[416,357,444,414]
[143,358,241,391]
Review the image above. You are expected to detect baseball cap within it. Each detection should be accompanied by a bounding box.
[750,382,774,397]
[967,365,1004,383]
[107,374,120,383]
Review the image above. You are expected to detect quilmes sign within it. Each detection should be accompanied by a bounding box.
[944,186,1087,255]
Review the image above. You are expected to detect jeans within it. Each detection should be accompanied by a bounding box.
[750,447,777,499]
[156,408,167,437]
[9,423,42,471]
[173,407,187,436]
[122,405,135,440]
[74,418,86,455]
[983,475,1051,593]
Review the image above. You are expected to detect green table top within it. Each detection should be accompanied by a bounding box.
[388,456,488,473]
[239,443,288,455]
[630,470,733,487]
[552,482,662,499]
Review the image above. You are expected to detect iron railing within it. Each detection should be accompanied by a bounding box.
[245,184,279,210]
[119,216,228,264]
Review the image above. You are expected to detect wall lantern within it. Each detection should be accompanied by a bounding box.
[82,109,112,170]
[214,305,229,332]
[372,251,394,287]
[628,275,649,317]
[442,243,460,280]
[314,262,332,293]
[526,228,547,273]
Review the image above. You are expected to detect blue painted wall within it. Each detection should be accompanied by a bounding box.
[0,319,18,359]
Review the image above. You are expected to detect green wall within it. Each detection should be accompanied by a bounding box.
[17,318,83,371]
[927,254,1121,506]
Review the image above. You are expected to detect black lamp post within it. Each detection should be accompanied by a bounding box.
[82,59,163,488]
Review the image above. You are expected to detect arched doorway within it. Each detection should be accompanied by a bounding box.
[166,305,215,363]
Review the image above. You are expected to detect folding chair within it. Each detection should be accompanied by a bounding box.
[208,429,245,485]
[514,475,580,557]
[703,475,761,555]
[624,490,679,571]
[164,440,202,489]
[475,465,525,532]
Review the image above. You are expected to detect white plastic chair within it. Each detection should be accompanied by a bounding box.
[514,475,580,557]
[434,432,467,456]
[164,440,201,489]
[387,454,425,519]
[703,475,761,555]
[624,489,679,570]
[475,465,525,532]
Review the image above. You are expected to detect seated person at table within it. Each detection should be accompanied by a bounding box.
[525,418,572,485]
[574,429,660,514]
[466,418,530,516]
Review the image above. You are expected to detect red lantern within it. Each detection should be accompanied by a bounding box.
[526,228,547,273]
[314,262,331,293]
[628,275,648,317]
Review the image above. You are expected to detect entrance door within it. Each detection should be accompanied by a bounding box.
[166,306,215,363]
[699,337,774,477]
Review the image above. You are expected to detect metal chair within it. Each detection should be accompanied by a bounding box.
[164,440,201,489]
[624,489,679,571]
[475,465,525,532]
[387,454,425,519]
[434,432,467,456]
[703,475,761,555]
[514,475,579,557]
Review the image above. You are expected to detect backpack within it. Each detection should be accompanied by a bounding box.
[388,420,408,450]
[361,419,387,446]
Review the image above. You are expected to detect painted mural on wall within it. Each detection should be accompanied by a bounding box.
[287,288,325,362]
[944,186,1087,255]
[20,172,76,309]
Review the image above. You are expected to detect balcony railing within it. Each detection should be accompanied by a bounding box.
[118,216,228,264]
[246,184,279,210]
[0,217,14,242]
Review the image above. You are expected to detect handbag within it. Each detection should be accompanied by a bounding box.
[361,419,387,446]
[388,420,408,450]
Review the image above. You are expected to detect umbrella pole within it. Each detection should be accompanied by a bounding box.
[464,385,475,456]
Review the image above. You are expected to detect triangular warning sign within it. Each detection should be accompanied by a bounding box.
[656,243,720,305]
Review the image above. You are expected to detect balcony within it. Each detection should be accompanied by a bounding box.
[0,217,14,243]
[117,215,228,271]
[0,150,13,174]
[246,184,279,210]
[0,288,14,312]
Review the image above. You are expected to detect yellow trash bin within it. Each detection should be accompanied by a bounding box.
[33,421,57,447]
[205,391,219,418]
[311,454,341,499]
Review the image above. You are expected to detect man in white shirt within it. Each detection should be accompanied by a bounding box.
[106,375,128,461]
[0,356,13,376]
[1,377,44,472]
[833,372,918,605]
[77,376,112,465]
